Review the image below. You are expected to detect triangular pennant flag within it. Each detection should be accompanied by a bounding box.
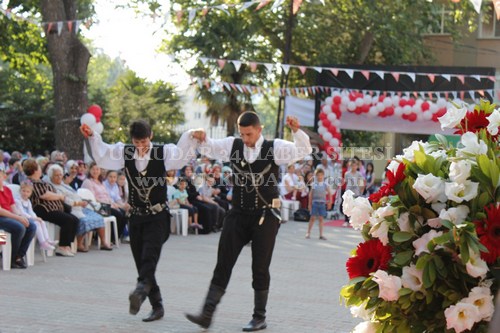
[457,75,465,84]
[236,84,244,94]
[230,83,237,91]
[298,66,307,75]
[188,9,196,24]
[281,64,291,74]
[445,92,449,99]
[217,59,227,69]
[57,21,63,35]
[397,91,402,97]
[46,22,53,34]
[469,0,483,13]
[176,11,183,24]
[428,92,433,99]
[427,74,435,83]
[205,80,211,89]
[293,88,299,96]
[460,91,465,100]
[201,7,210,16]
[263,63,274,72]
[215,5,230,15]
[495,0,500,20]
[286,88,291,96]
[238,1,255,12]
[442,74,451,82]
[292,0,304,14]
[313,67,322,73]
[255,0,271,11]
[413,91,418,98]
[392,72,400,82]
[406,72,416,83]
[471,75,481,81]
[361,70,370,80]
[420,92,426,99]
[67,21,74,33]
[271,0,286,11]
[374,71,384,79]
[330,68,339,76]
[75,20,81,34]
[308,87,314,95]
[232,60,242,71]
[249,62,258,72]
[315,86,321,93]
[478,90,485,97]
[488,76,496,82]
[223,82,231,91]
[200,57,209,65]
[345,69,354,79]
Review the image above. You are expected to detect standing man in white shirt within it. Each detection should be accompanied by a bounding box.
[80,120,197,323]
[185,112,312,331]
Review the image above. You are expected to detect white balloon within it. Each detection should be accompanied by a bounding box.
[355,97,364,107]
[436,98,447,108]
[332,119,341,127]
[394,106,403,117]
[376,103,385,112]
[422,111,433,121]
[80,113,97,127]
[363,95,372,105]
[323,132,333,141]
[327,113,337,122]
[341,96,350,105]
[325,97,333,105]
[340,104,348,113]
[318,127,326,135]
[347,101,356,111]
[392,96,400,106]
[93,122,104,134]
[372,96,380,104]
[403,105,413,114]
[369,106,379,116]
[317,120,323,127]
[383,97,393,107]
[331,138,340,147]
[429,104,438,114]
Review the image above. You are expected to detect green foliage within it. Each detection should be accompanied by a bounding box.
[103,70,184,144]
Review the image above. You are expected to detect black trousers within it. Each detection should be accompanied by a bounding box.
[211,208,280,291]
[34,208,79,246]
[129,210,170,291]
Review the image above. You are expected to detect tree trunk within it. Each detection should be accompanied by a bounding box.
[40,0,91,159]
[356,31,374,65]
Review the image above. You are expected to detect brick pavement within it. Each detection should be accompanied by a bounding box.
[0,220,363,333]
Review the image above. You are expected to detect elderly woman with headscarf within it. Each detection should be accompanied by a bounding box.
[64,160,83,190]
[47,164,112,252]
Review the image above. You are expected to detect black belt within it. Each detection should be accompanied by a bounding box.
[129,203,168,216]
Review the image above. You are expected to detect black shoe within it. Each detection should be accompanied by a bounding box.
[142,306,164,322]
[12,257,27,269]
[185,313,212,329]
[129,284,150,315]
[242,318,267,332]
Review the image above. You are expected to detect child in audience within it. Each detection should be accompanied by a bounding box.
[15,180,57,250]
[173,177,202,230]
[306,168,332,240]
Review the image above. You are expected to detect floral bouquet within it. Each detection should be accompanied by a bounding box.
[340,100,500,333]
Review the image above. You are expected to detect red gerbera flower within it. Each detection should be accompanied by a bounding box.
[475,203,500,264]
[369,163,405,203]
[346,239,392,279]
[455,110,489,135]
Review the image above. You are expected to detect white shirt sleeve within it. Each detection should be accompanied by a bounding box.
[87,132,125,170]
[196,133,235,162]
[164,131,199,171]
[273,129,312,166]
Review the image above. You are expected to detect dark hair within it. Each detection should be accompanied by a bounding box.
[237,111,261,127]
[178,177,187,184]
[129,120,152,139]
[87,161,104,182]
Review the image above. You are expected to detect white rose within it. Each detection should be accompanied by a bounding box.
[429,149,447,160]
[413,230,443,256]
[449,160,471,184]
[413,174,447,203]
[464,286,495,321]
[402,141,425,161]
[372,270,402,302]
[439,103,468,130]
[353,321,379,333]
[444,181,479,203]
[349,197,374,230]
[342,190,355,216]
[369,221,390,245]
[369,206,396,225]
[401,264,424,291]
[465,251,489,279]
[387,160,401,175]
[350,303,373,321]
[397,212,412,232]
[444,302,481,333]
[439,206,470,225]
[486,108,500,136]
[457,132,488,157]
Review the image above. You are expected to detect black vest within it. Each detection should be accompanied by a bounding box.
[230,138,280,210]
[124,145,167,209]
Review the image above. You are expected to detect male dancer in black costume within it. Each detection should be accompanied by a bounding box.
[81,120,196,322]
[186,112,312,331]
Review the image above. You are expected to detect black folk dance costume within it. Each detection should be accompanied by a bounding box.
[87,131,196,322]
[186,130,311,331]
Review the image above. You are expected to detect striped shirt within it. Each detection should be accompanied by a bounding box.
[30,179,64,213]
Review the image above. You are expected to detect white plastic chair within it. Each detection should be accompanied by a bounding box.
[0,230,12,270]
[280,196,300,222]
[77,188,119,249]
[167,185,190,236]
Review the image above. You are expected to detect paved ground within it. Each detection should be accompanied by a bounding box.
[0,220,363,333]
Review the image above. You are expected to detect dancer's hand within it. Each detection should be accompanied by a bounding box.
[80,124,93,138]
[191,129,206,142]
[286,116,300,133]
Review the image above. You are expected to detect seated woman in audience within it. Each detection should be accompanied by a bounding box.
[15,180,56,251]
[23,158,78,257]
[64,160,83,190]
[104,170,130,213]
[199,173,226,229]
[282,163,308,208]
[173,177,202,230]
[166,169,179,187]
[116,171,128,203]
[211,164,230,210]
[0,166,37,268]
[81,162,127,243]
[48,164,112,252]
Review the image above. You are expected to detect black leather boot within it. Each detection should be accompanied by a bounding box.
[129,281,152,315]
[143,288,164,322]
[185,284,225,329]
[242,290,269,332]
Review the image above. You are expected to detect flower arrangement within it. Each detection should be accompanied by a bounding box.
[340,99,500,333]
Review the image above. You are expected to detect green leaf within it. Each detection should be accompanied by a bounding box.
[393,250,414,266]
[393,232,414,243]
[477,155,491,180]
[434,134,448,146]
[399,288,413,296]
[416,254,430,270]
[433,232,452,245]
[460,242,470,263]
[441,219,455,230]
[349,276,367,285]
[423,260,437,288]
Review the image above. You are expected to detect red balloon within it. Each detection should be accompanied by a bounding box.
[407,99,416,107]
[361,105,370,113]
[399,99,407,107]
[333,96,342,104]
[333,132,342,140]
[87,104,103,122]
[331,104,341,119]
[319,112,327,120]
[407,113,417,122]
[385,106,395,116]
[322,119,331,128]
[328,125,337,134]
[421,101,430,112]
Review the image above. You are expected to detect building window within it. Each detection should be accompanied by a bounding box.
[426,5,454,35]
[194,112,201,119]
[479,2,500,38]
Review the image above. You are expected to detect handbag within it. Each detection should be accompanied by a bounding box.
[293,208,310,222]
[98,203,112,217]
